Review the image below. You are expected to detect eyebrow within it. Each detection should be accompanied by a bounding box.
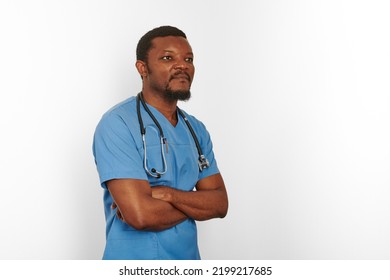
[163,50,194,55]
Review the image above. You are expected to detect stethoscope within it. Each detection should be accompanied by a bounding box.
[136,92,210,178]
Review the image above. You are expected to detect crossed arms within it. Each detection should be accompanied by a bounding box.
[107,173,228,231]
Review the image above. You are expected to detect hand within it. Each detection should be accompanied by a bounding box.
[111,202,124,221]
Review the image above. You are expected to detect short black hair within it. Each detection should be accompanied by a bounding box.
[136,26,187,63]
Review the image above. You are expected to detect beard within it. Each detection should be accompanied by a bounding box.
[164,89,191,101]
[164,71,192,101]
[146,64,193,102]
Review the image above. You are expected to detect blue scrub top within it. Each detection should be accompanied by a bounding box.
[93,96,219,260]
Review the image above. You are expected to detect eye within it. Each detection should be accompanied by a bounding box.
[161,56,172,60]
[185,57,194,63]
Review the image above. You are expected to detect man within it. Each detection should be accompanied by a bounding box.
[93,26,228,260]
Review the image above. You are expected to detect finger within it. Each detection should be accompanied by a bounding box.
[116,210,124,221]
[111,202,117,209]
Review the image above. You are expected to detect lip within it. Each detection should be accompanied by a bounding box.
[170,73,191,82]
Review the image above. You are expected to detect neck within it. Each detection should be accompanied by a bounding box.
[141,90,178,126]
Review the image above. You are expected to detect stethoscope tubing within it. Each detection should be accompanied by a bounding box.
[136,92,209,178]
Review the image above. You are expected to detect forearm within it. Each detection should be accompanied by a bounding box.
[107,179,188,232]
[153,187,228,221]
[118,196,188,231]
[134,198,188,231]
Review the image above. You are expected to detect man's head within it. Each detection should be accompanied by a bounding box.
[136,26,187,63]
[135,26,194,102]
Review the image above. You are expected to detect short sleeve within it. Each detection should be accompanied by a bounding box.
[195,121,220,181]
[93,112,147,188]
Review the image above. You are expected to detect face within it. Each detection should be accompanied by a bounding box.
[139,36,195,101]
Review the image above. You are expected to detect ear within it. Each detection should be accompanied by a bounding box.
[135,60,148,78]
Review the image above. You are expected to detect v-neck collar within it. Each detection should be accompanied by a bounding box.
[143,101,181,129]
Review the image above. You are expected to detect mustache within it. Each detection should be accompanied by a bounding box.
[169,71,191,82]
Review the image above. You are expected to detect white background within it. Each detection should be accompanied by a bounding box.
[0,0,389,259]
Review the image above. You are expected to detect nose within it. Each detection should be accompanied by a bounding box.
[173,62,188,70]
[173,56,194,70]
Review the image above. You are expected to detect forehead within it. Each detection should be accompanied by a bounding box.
[149,36,193,54]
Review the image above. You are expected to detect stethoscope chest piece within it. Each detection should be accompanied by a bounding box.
[198,155,210,171]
